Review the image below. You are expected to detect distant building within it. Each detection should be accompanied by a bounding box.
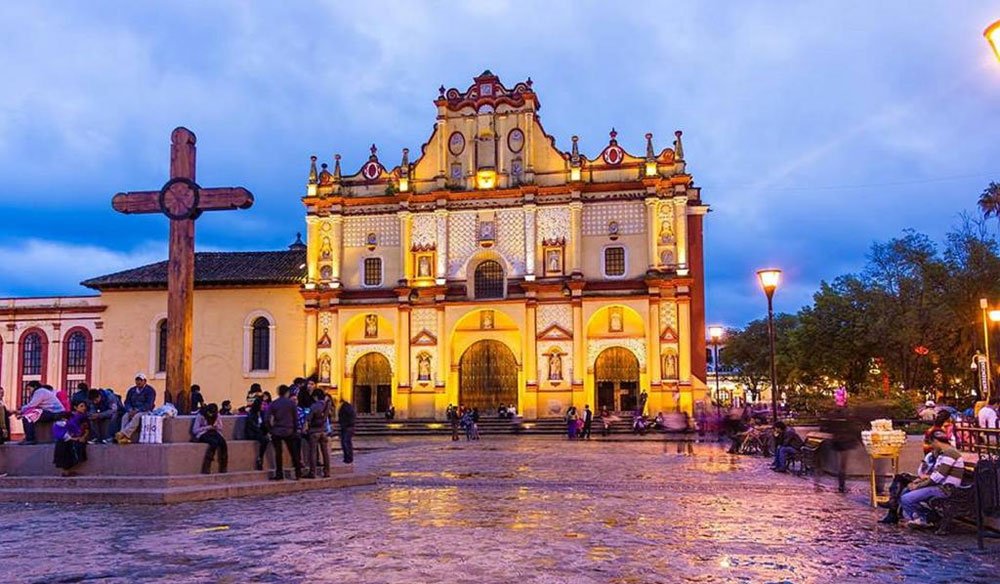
[2,71,710,418]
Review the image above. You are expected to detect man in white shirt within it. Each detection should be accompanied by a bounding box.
[15,381,66,444]
[979,396,999,429]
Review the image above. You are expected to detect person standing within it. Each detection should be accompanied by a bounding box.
[53,400,90,476]
[267,385,302,480]
[193,403,228,474]
[115,373,155,444]
[581,405,593,440]
[16,381,65,445]
[244,397,270,471]
[338,398,357,465]
[306,389,331,478]
[979,396,999,429]
[447,405,460,441]
[566,405,578,440]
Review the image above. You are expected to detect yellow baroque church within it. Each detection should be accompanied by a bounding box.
[0,71,709,419]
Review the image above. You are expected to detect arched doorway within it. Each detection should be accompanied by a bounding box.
[595,347,640,413]
[353,353,392,415]
[459,340,518,412]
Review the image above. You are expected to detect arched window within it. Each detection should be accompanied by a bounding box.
[157,319,168,374]
[251,317,270,371]
[21,332,43,376]
[474,260,505,299]
[65,331,89,375]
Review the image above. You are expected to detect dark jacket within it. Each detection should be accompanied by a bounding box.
[583,408,593,423]
[88,389,119,420]
[779,428,804,450]
[124,385,156,412]
[244,409,268,440]
[338,401,357,429]
[267,397,299,438]
[307,401,330,434]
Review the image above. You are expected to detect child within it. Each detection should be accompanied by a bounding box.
[53,401,91,476]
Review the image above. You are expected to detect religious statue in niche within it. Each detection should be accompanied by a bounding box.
[660,249,675,267]
[366,232,378,251]
[609,307,624,333]
[364,314,378,338]
[511,158,523,184]
[548,352,563,382]
[478,220,496,243]
[659,217,675,245]
[320,237,332,260]
[319,355,331,384]
[662,351,678,379]
[481,310,495,330]
[320,265,333,281]
[450,162,463,182]
[417,353,432,382]
[417,255,432,278]
[545,249,562,275]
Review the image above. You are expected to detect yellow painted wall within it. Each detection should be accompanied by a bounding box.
[99,286,305,407]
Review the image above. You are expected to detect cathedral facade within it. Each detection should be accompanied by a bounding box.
[1,71,708,419]
[300,71,708,418]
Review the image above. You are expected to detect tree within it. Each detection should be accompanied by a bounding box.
[978,181,1000,227]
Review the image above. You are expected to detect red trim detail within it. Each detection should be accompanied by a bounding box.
[61,326,93,390]
[17,327,49,408]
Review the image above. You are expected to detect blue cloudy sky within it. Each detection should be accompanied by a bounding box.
[2,1,1000,327]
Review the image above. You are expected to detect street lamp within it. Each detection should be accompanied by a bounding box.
[709,325,724,416]
[985,20,1000,63]
[756,268,782,425]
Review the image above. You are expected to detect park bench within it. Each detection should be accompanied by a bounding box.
[926,462,978,536]
[789,433,828,476]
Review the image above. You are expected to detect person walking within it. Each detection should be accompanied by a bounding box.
[338,398,357,465]
[193,403,228,474]
[267,385,302,480]
[447,404,459,441]
[581,405,593,440]
[306,388,331,478]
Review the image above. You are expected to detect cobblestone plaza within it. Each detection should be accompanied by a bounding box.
[2,438,997,583]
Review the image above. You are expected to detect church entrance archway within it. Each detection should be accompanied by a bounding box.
[459,340,518,412]
[594,347,640,413]
[353,352,392,415]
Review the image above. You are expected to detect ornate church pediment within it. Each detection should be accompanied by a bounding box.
[537,323,573,341]
[411,330,438,346]
[661,326,678,342]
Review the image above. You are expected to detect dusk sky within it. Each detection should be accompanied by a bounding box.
[2,1,1000,327]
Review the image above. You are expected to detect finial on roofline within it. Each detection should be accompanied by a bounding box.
[673,130,684,161]
[370,144,378,159]
[439,85,446,97]
[400,148,410,177]
[289,232,307,251]
[308,155,318,185]
[645,133,655,160]
[609,128,618,143]
[333,154,342,180]
[570,135,580,165]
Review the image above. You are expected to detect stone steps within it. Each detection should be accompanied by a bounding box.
[0,472,377,504]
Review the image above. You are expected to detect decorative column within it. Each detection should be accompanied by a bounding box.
[398,210,412,283]
[568,200,583,275]
[673,191,689,274]
[677,296,692,383]
[304,310,318,377]
[398,306,412,389]
[524,203,537,280]
[572,297,584,385]
[330,309,342,391]
[648,297,661,385]
[435,208,449,284]
[330,214,344,285]
[645,196,659,269]
[305,215,319,283]
[525,299,538,385]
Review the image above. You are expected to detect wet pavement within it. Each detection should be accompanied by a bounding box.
[1,436,997,583]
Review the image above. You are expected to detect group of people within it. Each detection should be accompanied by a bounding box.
[446,404,481,441]
[2,373,358,479]
[564,405,593,440]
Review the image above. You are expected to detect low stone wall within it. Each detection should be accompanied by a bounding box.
[29,415,248,444]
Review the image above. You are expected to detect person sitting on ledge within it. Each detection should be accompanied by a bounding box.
[115,373,155,445]
[879,450,937,524]
[220,400,233,416]
[70,382,90,407]
[385,403,396,420]
[900,430,966,528]
[193,403,228,474]
[771,421,803,473]
[53,400,90,476]
[245,397,270,471]
[189,384,206,414]
[15,381,65,445]
[0,386,11,444]
[87,388,119,444]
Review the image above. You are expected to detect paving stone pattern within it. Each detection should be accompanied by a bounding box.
[1,437,998,583]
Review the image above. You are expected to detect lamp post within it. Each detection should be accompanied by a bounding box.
[756,268,782,425]
[987,308,1000,400]
[709,325,724,416]
[980,299,994,398]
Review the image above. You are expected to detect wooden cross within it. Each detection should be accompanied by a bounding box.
[112,127,253,407]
